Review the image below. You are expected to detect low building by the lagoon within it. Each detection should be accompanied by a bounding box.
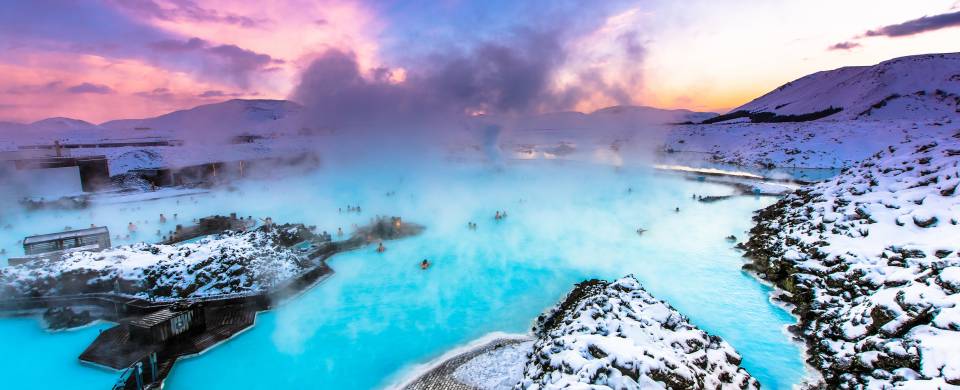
[8,226,111,265]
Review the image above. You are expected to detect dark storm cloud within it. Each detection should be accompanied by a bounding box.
[293,29,569,128]
[66,82,115,94]
[828,41,861,51]
[864,10,960,37]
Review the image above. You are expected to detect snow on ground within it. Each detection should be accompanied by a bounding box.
[516,276,759,389]
[0,225,313,300]
[452,341,534,390]
[664,119,955,169]
[743,131,960,387]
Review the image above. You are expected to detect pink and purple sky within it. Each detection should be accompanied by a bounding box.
[1,0,959,123]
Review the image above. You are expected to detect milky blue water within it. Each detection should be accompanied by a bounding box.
[0,160,807,389]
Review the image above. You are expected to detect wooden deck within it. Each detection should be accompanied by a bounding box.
[83,304,258,389]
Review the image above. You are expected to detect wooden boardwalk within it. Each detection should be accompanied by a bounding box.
[83,304,259,389]
[404,338,530,390]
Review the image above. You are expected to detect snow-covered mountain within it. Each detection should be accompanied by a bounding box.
[0,117,111,144]
[101,99,306,140]
[0,117,102,134]
[730,53,960,122]
[30,117,103,131]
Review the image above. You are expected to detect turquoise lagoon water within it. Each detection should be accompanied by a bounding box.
[0,160,807,389]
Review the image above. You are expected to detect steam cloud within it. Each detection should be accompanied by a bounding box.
[292,30,567,130]
[292,26,648,130]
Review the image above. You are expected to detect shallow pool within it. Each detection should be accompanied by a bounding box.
[0,159,807,389]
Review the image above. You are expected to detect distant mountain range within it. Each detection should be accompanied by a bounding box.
[718,52,960,123]
[100,99,304,137]
[0,99,714,141]
[3,52,958,139]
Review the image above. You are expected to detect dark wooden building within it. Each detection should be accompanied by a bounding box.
[128,305,206,344]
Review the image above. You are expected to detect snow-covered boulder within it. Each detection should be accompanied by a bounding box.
[516,276,759,390]
[743,131,960,388]
[0,225,316,300]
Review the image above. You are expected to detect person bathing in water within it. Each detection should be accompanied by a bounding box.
[420,259,431,270]
[376,242,386,253]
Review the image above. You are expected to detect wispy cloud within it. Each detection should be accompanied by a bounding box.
[827,41,861,51]
[66,82,116,94]
[864,10,960,37]
[108,0,269,28]
[5,81,64,95]
[198,90,245,98]
[149,37,282,87]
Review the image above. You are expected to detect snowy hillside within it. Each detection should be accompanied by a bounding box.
[732,53,960,122]
[101,99,306,140]
[516,276,759,389]
[30,117,103,131]
[0,225,316,300]
[0,117,118,144]
[743,132,960,387]
[664,119,955,170]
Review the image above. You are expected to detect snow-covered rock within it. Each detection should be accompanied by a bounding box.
[743,131,960,388]
[734,53,960,121]
[0,225,316,300]
[516,276,759,390]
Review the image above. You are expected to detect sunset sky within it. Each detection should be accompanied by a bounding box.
[1,0,959,123]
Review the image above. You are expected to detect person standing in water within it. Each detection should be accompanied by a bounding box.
[376,242,385,253]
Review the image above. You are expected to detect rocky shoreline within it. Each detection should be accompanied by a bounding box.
[517,276,759,389]
[740,133,960,388]
[407,276,761,389]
